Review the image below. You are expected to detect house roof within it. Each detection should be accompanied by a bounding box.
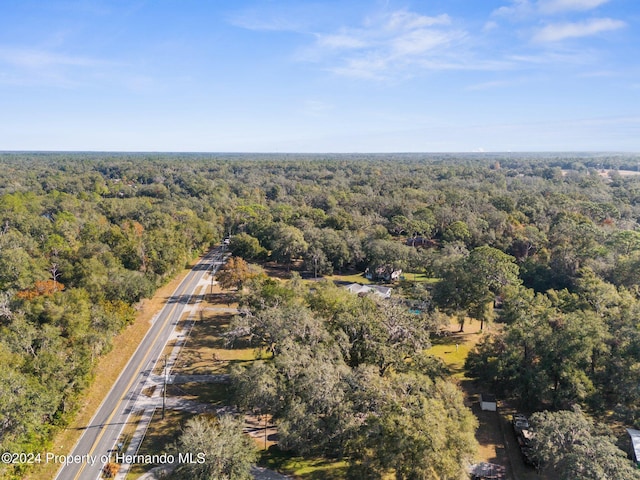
[480,393,497,403]
[344,283,392,298]
[627,428,640,462]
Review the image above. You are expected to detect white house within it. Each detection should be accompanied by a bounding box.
[344,283,392,299]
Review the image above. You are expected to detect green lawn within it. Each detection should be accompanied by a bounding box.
[428,339,474,377]
[402,273,440,283]
[325,271,440,286]
[260,447,349,479]
[324,272,372,284]
[427,320,485,378]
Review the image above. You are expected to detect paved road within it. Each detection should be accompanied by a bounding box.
[54,247,226,480]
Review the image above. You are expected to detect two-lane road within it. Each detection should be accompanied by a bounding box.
[55,247,225,480]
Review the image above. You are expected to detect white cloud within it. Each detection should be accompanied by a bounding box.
[508,50,594,65]
[316,33,368,50]
[298,9,469,79]
[538,0,611,14]
[533,18,625,42]
[491,0,534,20]
[391,29,458,56]
[329,55,390,80]
[492,0,610,19]
[465,80,513,91]
[0,46,111,69]
[384,11,451,30]
[483,21,500,32]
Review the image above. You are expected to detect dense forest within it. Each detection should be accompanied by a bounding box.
[2,152,640,478]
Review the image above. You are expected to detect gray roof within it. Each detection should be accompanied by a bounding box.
[627,428,640,462]
[344,283,392,298]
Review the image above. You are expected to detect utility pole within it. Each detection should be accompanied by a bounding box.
[264,414,268,450]
[210,266,214,298]
[162,355,167,420]
[313,254,318,280]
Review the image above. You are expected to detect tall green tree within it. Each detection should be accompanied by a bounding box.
[347,371,478,480]
[529,408,640,480]
[170,415,257,480]
[270,224,308,270]
[434,246,520,330]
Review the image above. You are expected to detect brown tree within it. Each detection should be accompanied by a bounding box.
[216,257,258,290]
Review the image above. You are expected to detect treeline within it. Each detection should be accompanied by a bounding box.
[0,155,220,477]
[2,152,640,477]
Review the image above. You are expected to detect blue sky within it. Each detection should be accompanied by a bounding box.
[0,0,638,152]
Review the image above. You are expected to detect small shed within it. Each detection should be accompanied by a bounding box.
[480,393,497,412]
[626,428,640,465]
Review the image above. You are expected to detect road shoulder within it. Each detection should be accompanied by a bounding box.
[24,256,205,480]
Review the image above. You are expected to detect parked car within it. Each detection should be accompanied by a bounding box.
[512,413,538,468]
[512,413,530,433]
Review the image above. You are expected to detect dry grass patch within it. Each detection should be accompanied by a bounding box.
[172,307,261,376]
[152,311,198,375]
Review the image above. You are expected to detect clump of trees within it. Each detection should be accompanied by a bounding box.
[466,269,640,419]
[230,279,477,479]
[529,408,640,480]
[0,154,221,478]
[169,415,257,480]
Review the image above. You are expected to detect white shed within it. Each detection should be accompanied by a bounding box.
[480,393,497,411]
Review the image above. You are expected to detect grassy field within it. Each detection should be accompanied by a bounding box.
[166,382,232,406]
[324,272,372,284]
[401,272,440,283]
[427,319,511,468]
[428,318,484,378]
[260,448,349,480]
[170,303,261,376]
